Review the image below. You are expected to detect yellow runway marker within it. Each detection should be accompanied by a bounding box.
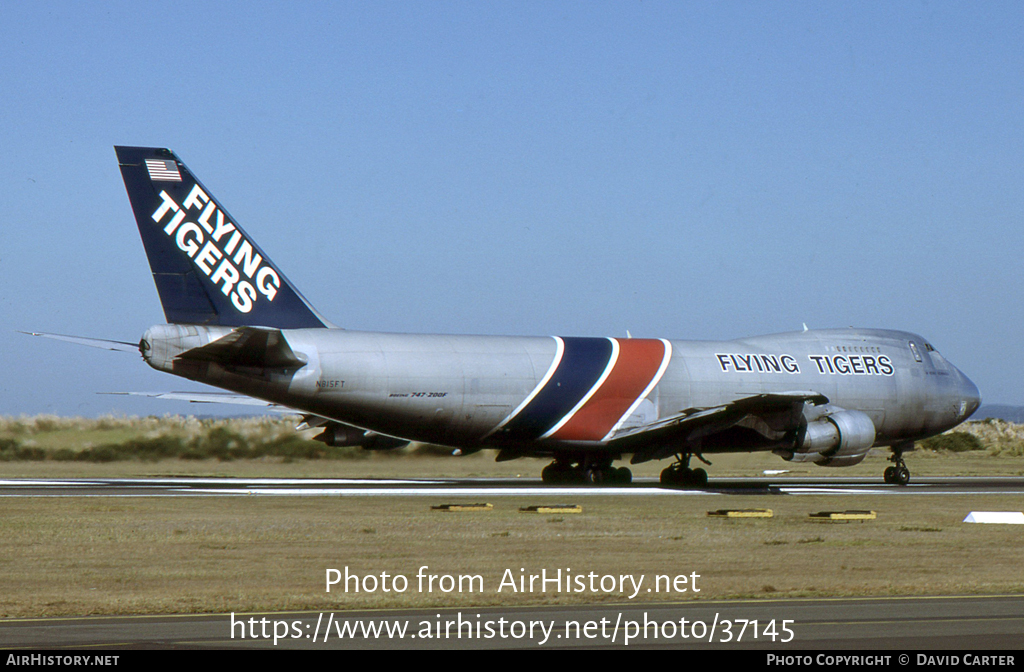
[519,504,583,514]
[431,503,493,512]
[707,508,773,518]
[809,510,877,521]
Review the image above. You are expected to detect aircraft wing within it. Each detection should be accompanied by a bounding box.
[609,391,828,463]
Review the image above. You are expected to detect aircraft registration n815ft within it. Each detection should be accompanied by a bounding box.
[42,146,984,486]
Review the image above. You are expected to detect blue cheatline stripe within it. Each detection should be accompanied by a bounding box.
[500,337,614,440]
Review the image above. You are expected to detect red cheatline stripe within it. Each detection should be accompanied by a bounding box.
[547,338,666,441]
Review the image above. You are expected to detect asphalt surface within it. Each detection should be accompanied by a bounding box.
[2,475,1024,497]
[1,595,1021,649]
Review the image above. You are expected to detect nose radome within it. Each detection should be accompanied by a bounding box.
[958,371,981,420]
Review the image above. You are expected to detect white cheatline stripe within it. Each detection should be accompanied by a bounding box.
[118,477,439,486]
[602,338,673,442]
[539,337,620,439]
[176,486,714,497]
[0,480,107,486]
[779,487,893,495]
[484,336,565,438]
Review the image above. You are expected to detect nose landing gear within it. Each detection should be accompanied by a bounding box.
[884,444,911,485]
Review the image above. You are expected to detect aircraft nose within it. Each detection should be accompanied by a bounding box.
[957,370,981,420]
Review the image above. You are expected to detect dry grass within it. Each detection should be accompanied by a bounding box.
[1,494,1022,618]
[957,418,1024,456]
[2,415,1024,618]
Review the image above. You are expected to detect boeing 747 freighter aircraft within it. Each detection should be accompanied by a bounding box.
[36,147,983,486]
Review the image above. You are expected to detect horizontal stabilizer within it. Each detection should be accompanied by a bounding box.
[103,391,292,410]
[21,331,139,353]
[104,392,334,432]
[175,327,306,369]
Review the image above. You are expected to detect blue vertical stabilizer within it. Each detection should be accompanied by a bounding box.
[115,146,328,329]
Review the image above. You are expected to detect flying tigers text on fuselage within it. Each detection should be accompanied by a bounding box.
[714,352,895,376]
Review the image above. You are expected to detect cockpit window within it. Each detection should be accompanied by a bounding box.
[908,341,923,362]
[924,343,935,352]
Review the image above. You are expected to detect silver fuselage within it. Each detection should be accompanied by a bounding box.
[142,325,980,456]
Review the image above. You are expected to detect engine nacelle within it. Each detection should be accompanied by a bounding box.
[313,423,407,450]
[817,453,869,468]
[779,408,876,467]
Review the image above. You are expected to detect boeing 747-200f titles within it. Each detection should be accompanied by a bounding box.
[44,146,986,486]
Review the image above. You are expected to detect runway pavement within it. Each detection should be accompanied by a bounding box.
[1,475,1024,497]
[1,595,1021,649]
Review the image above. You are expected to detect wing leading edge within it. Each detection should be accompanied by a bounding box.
[610,391,829,464]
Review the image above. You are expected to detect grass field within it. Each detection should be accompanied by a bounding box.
[2,494,1023,618]
[2,415,1023,618]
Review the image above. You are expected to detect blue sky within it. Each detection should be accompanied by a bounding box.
[1,1,1021,416]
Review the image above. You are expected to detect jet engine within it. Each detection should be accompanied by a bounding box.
[313,423,408,450]
[776,406,876,467]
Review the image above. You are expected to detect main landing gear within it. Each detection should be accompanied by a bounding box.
[883,444,911,485]
[541,460,632,485]
[659,454,710,487]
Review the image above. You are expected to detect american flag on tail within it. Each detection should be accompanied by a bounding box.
[145,159,181,182]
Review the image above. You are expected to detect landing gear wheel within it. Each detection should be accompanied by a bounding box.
[660,464,708,487]
[660,464,681,486]
[885,444,912,486]
[542,461,578,484]
[581,463,630,485]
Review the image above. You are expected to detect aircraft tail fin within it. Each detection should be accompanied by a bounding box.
[114,146,329,329]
